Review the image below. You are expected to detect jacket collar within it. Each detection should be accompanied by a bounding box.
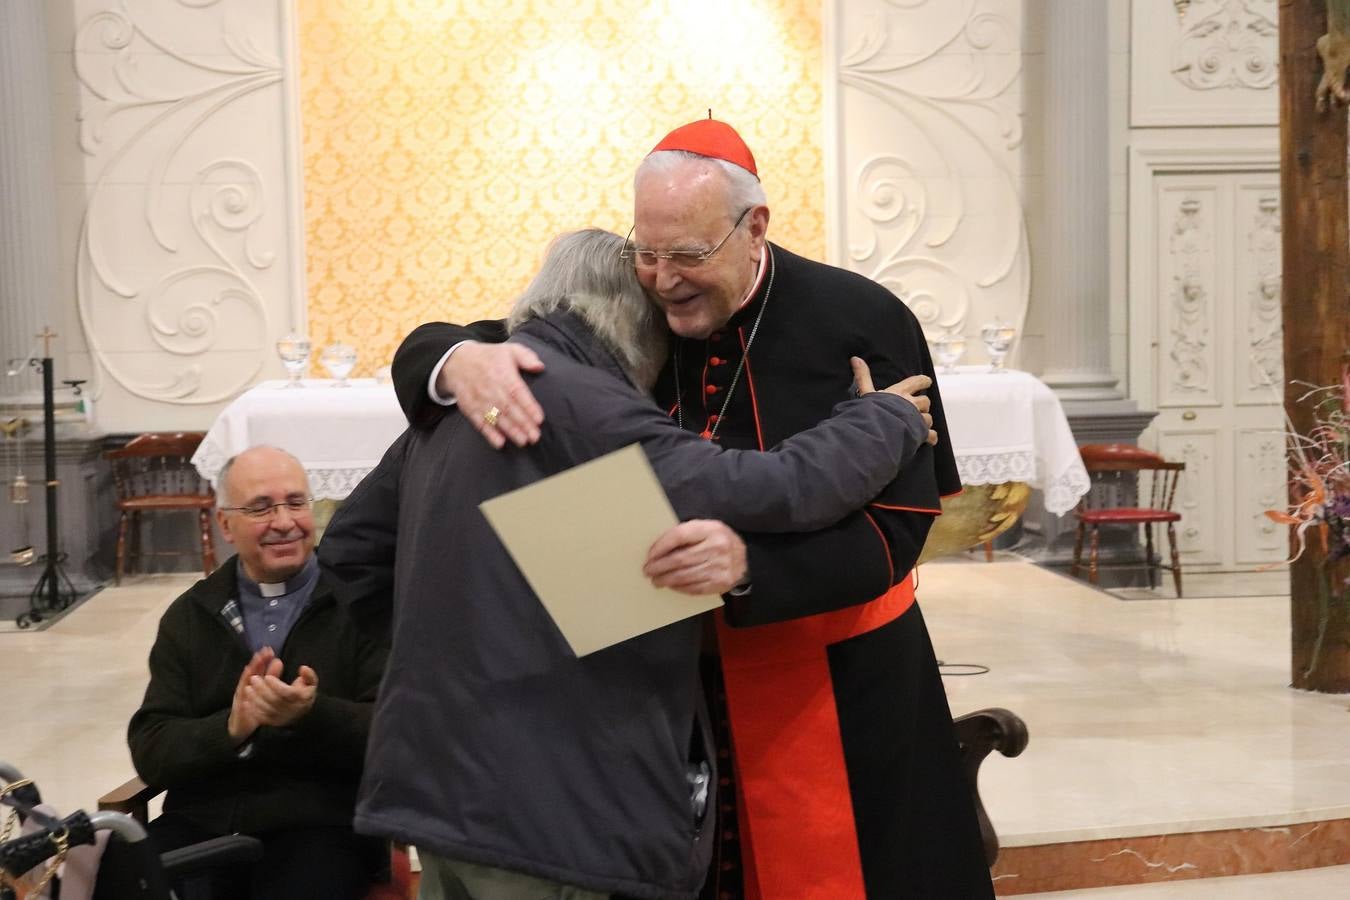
[185,554,333,628]
[512,310,638,390]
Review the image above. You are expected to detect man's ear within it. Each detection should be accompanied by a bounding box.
[746,205,770,254]
[216,509,236,546]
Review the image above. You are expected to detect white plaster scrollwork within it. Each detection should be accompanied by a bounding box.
[1168,198,1212,395]
[1171,0,1278,92]
[1176,439,1207,546]
[1245,194,1282,391]
[837,0,1028,339]
[1250,436,1283,540]
[1234,428,1286,562]
[74,2,282,405]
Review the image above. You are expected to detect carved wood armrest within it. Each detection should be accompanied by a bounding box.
[952,707,1029,867]
[97,775,160,822]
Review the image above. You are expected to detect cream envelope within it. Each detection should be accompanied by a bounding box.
[480,443,723,656]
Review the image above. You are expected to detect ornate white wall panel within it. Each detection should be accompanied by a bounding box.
[1131,0,1278,126]
[1160,429,1220,565]
[1233,182,1283,405]
[1129,137,1285,570]
[826,0,1029,348]
[1234,426,1287,564]
[1157,183,1220,408]
[52,0,305,431]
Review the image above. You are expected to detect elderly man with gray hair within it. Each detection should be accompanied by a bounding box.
[128,445,387,900]
[321,228,938,899]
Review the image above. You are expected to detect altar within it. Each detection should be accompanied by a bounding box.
[191,379,406,500]
[919,366,1091,562]
[193,369,1090,558]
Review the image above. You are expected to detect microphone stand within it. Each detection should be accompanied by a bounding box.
[15,328,75,629]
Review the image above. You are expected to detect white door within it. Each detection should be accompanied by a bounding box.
[1148,171,1286,571]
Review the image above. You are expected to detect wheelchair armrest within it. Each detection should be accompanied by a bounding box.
[160,834,265,881]
[97,776,159,822]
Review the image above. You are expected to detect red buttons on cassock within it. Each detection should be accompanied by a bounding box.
[705,384,718,395]
[710,356,723,366]
[710,332,724,342]
[708,414,719,423]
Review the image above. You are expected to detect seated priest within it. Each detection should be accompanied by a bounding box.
[127,445,387,900]
[318,228,939,900]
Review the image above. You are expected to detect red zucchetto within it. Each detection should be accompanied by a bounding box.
[649,118,758,178]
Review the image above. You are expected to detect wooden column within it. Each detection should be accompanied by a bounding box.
[1279,0,1350,691]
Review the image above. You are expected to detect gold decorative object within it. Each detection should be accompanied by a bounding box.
[918,481,1033,564]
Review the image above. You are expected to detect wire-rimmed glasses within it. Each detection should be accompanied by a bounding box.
[219,495,314,520]
[620,207,751,269]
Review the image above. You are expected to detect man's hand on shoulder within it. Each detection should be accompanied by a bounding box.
[850,357,939,446]
[442,342,546,449]
[643,520,748,596]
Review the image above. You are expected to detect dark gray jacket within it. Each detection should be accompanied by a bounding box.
[325,310,928,899]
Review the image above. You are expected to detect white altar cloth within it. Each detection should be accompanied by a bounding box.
[935,366,1090,515]
[191,379,407,500]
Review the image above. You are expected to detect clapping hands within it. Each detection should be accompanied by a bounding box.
[227,647,319,745]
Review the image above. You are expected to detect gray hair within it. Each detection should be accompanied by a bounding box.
[215,445,310,508]
[636,150,767,217]
[507,229,669,390]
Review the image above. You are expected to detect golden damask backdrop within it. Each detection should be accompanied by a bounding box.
[298,0,825,373]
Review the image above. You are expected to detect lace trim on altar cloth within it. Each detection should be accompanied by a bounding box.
[190,443,228,487]
[955,450,1091,516]
[305,468,377,501]
[191,444,373,501]
[1040,462,1092,516]
[956,450,1036,486]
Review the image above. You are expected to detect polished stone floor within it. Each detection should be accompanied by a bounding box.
[1019,863,1350,897]
[3,560,1349,893]
[920,559,1350,845]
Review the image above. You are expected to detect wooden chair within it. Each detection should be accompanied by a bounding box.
[105,432,216,584]
[1071,443,1186,596]
[99,777,414,899]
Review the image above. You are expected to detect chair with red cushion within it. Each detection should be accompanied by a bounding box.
[1071,443,1186,596]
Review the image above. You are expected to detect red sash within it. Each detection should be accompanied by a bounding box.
[716,575,917,899]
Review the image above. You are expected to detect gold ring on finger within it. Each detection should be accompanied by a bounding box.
[483,405,501,428]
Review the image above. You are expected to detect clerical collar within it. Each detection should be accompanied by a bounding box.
[735,245,769,314]
[238,554,318,598]
[672,245,776,438]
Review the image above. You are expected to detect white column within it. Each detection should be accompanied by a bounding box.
[1038,0,1121,400]
[0,0,59,388]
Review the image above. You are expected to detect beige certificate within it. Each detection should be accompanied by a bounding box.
[480,444,723,657]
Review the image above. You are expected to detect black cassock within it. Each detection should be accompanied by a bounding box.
[388,243,993,899]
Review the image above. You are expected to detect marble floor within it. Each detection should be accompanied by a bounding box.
[918,558,1350,846]
[1019,863,1350,897]
[3,561,1350,893]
